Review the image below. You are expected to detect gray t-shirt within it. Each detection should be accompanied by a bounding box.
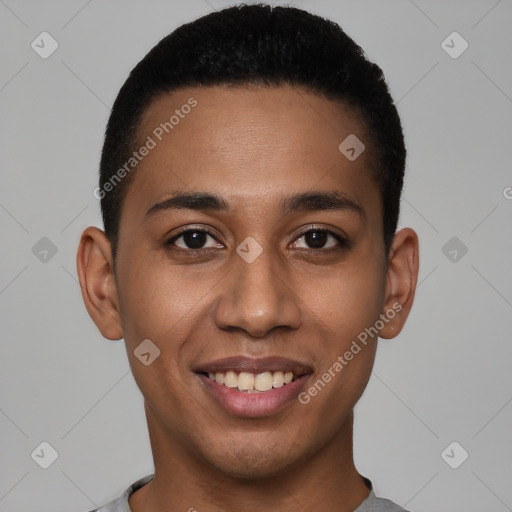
[88,474,410,512]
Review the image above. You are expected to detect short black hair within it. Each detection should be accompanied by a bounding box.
[99,3,406,259]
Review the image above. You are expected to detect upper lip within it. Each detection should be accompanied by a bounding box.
[194,356,313,376]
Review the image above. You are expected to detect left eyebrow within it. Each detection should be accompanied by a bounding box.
[278,191,365,221]
[145,189,365,221]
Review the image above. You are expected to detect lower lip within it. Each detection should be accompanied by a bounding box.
[197,373,311,418]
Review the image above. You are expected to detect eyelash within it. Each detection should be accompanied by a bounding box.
[165,226,349,255]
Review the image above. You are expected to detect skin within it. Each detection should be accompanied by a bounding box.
[77,84,419,512]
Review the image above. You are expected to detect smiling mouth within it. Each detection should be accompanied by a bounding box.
[194,357,313,417]
[198,370,298,393]
[194,356,313,416]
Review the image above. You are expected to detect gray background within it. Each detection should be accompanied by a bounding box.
[1,0,511,510]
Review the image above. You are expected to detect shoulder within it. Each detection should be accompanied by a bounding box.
[355,478,411,512]
[86,474,154,512]
[360,492,411,511]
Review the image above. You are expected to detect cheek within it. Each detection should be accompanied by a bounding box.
[305,259,386,341]
[116,253,209,347]
[115,259,205,413]
[299,258,385,402]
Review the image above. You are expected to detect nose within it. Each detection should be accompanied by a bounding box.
[213,245,302,338]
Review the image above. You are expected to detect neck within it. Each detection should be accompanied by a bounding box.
[129,402,370,512]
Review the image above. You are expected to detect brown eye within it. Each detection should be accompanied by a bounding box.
[167,229,222,251]
[292,229,348,251]
[304,230,328,248]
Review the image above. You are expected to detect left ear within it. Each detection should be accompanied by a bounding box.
[378,227,419,339]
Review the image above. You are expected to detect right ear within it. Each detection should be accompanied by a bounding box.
[76,227,123,340]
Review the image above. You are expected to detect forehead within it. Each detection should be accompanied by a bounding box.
[125,84,378,218]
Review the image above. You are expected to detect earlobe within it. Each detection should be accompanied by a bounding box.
[76,227,123,340]
[378,228,419,339]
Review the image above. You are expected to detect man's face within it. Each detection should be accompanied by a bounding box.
[113,85,388,477]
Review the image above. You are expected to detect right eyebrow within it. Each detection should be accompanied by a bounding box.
[145,191,230,219]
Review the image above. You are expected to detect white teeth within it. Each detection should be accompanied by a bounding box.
[224,370,238,388]
[205,370,297,392]
[254,371,273,391]
[272,371,284,388]
[238,372,255,390]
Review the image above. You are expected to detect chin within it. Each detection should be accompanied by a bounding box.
[202,439,300,481]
